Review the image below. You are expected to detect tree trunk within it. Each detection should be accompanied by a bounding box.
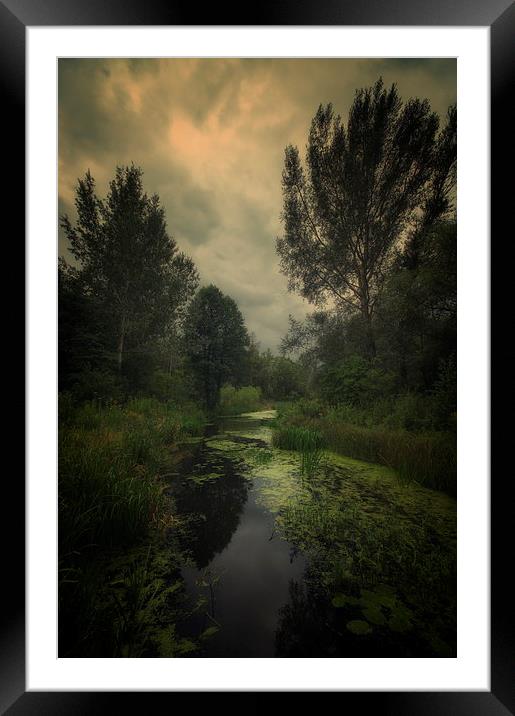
[360,299,376,360]
[365,316,376,359]
[117,314,126,372]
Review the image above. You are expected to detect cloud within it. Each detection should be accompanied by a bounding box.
[59,58,456,350]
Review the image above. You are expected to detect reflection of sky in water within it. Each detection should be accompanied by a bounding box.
[171,412,456,658]
[182,486,305,657]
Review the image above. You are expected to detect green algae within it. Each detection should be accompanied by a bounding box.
[189,409,456,656]
[189,472,224,485]
[205,438,247,452]
[239,410,277,420]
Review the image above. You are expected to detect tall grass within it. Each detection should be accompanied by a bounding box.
[320,418,456,494]
[272,425,325,452]
[272,425,326,477]
[272,400,455,494]
[58,395,206,655]
[59,397,205,556]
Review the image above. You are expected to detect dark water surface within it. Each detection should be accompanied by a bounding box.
[167,411,457,658]
[170,412,306,657]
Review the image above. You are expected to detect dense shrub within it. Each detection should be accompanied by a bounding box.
[145,369,196,405]
[220,385,263,415]
[320,356,396,407]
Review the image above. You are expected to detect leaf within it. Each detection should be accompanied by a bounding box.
[388,607,413,633]
[362,606,386,626]
[200,626,219,640]
[360,588,397,609]
[332,593,360,608]
[176,639,197,654]
[346,620,373,636]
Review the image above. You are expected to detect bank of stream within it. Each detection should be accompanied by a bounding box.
[168,409,456,658]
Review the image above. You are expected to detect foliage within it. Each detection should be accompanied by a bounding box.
[220,385,263,415]
[375,220,457,392]
[184,285,249,411]
[277,78,456,356]
[60,164,198,376]
[58,395,206,656]
[319,355,396,407]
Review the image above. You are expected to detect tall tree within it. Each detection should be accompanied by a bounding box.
[277,78,456,357]
[60,165,198,371]
[184,285,249,410]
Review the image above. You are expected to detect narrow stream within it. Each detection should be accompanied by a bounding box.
[166,410,457,658]
[170,411,306,656]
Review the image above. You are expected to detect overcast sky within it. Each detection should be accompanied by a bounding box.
[58,58,456,351]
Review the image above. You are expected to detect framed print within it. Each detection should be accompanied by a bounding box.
[3,0,512,712]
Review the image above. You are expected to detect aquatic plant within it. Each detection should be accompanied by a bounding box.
[272,425,325,452]
[272,425,326,478]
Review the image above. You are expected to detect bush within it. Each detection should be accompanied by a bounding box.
[59,397,206,556]
[68,368,124,404]
[220,385,263,415]
[58,396,206,657]
[325,391,453,433]
[145,369,195,405]
[320,356,396,407]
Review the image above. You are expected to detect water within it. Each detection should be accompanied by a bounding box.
[170,411,306,657]
[167,410,457,658]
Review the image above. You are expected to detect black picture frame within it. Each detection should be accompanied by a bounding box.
[4,0,511,712]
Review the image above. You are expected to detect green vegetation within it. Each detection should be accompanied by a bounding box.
[184,285,250,411]
[210,419,456,656]
[273,401,455,494]
[58,76,457,657]
[271,425,326,478]
[219,385,265,415]
[58,395,205,656]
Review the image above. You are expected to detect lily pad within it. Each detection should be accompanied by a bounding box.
[346,620,373,636]
[362,605,387,626]
[388,604,413,633]
[332,593,360,608]
[361,588,397,609]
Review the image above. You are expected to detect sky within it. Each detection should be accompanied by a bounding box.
[58,58,456,351]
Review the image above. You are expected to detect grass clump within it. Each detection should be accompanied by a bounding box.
[272,425,325,452]
[272,425,326,477]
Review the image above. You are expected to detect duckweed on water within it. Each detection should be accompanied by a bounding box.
[205,411,456,656]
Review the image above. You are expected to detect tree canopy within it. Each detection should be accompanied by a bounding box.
[60,165,198,373]
[184,285,249,411]
[277,78,456,356]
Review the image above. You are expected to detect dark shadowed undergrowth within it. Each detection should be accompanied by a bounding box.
[58,394,205,656]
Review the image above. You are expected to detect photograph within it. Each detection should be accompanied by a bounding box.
[57,57,458,659]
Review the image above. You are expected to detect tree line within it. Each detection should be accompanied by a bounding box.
[277,78,456,429]
[60,77,456,428]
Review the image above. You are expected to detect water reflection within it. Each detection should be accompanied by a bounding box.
[173,447,249,568]
[181,485,305,656]
[170,413,307,656]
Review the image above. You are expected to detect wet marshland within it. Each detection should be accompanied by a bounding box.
[166,411,456,658]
